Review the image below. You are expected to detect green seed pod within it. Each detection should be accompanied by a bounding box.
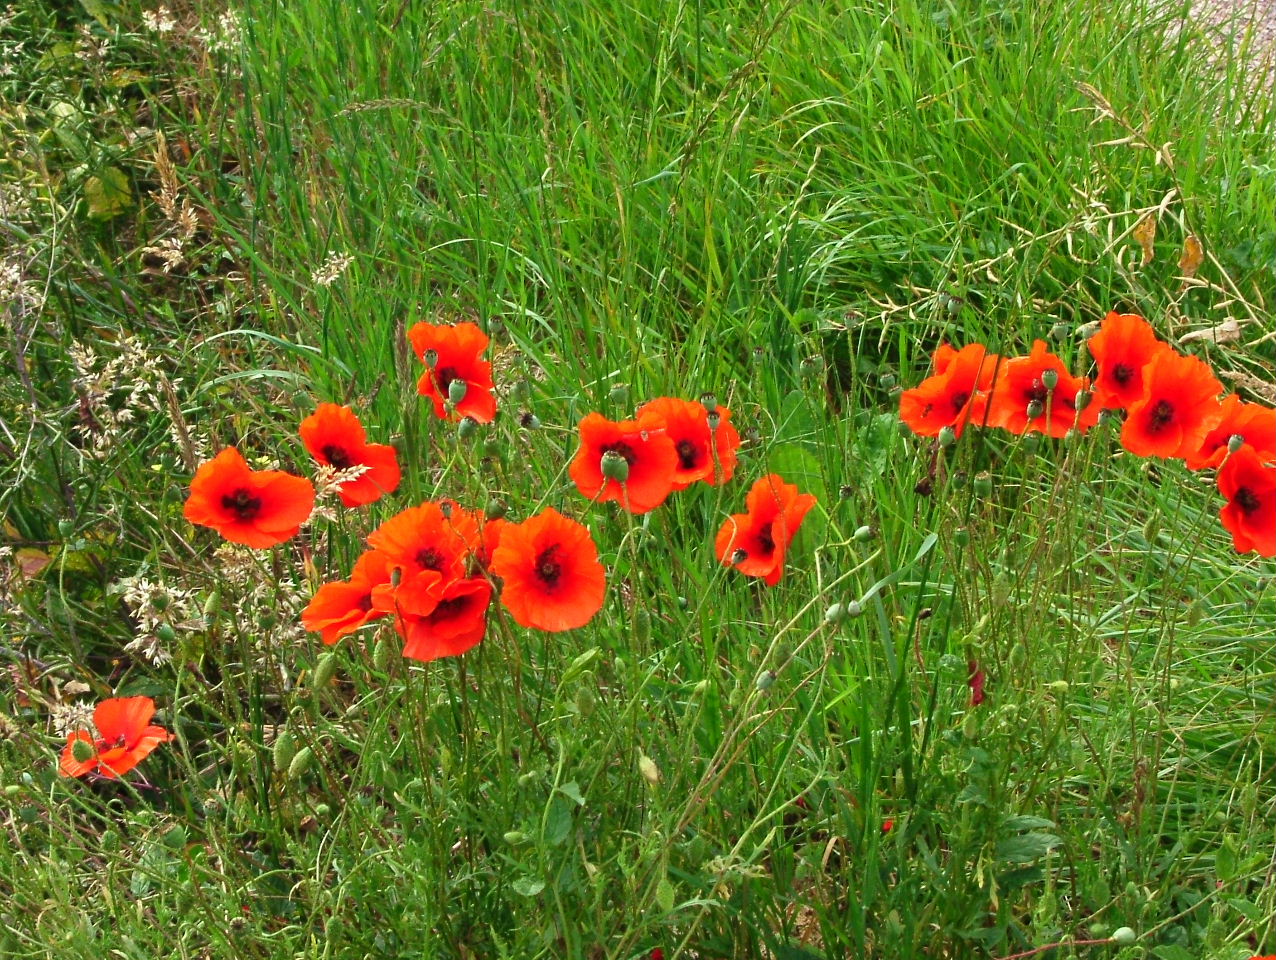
[1023,433,1040,454]
[1073,389,1091,412]
[824,603,846,625]
[1026,399,1044,420]
[1049,321,1071,341]
[600,450,629,482]
[1040,369,1059,391]
[71,739,95,763]
[954,527,970,547]
[314,802,331,818]
[484,497,507,520]
[422,349,438,370]
[487,316,505,337]
[3,784,20,798]
[447,378,469,405]
[373,637,393,672]
[457,416,479,440]
[58,519,74,538]
[938,425,957,448]
[287,745,315,781]
[878,372,897,390]
[1064,428,1081,446]
[155,623,178,643]
[846,600,864,618]
[312,652,338,690]
[1110,927,1136,946]
[944,294,964,315]
[700,392,718,413]
[852,524,874,542]
[633,607,652,645]
[608,382,630,406]
[203,588,222,626]
[1227,433,1245,454]
[951,471,968,490]
[272,728,296,773]
[973,472,993,497]
[150,593,171,612]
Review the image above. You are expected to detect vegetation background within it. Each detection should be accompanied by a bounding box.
[1,0,1272,957]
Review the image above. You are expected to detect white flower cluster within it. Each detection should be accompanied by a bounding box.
[142,6,177,33]
[311,251,354,288]
[116,574,200,666]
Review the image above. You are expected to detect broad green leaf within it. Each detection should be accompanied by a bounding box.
[995,832,1061,863]
[84,167,133,220]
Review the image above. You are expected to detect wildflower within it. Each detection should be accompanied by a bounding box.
[715,474,817,586]
[1183,393,1276,470]
[59,696,174,779]
[183,447,315,548]
[899,343,999,437]
[397,576,493,662]
[881,818,894,834]
[967,660,986,707]
[490,508,606,631]
[406,321,497,423]
[299,403,401,506]
[569,412,678,513]
[1086,311,1171,410]
[983,340,1099,438]
[301,551,392,645]
[1121,350,1222,459]
[636,396,741,488]
[1217,445,1275,556]
[366,501,481,584]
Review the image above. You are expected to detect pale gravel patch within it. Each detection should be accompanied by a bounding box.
[1171,0,1275,80]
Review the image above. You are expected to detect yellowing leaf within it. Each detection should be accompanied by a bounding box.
[84,167,133,220]
[1133,213,1156,266]
[15,547,51,579]
[1178,235,1204,277]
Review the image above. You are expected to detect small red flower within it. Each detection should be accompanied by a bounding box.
[983,340,1098,438]
[881,818,895,834]
[1121,350,1222,459]
[967,660,986,707]
[1184,393,1276,470]
[715,474,817,586]
[569,412,678,514]
[1086,311,1171,410]
[1217,445,1275,556]
[406,321,497,423]
[366,501,482,584]
[183,447,315,548]
[60,696,174,779]
[301,550,392,645]
[636,396,741,489]
[490,508,606,631]
[299,403,401,506]
[397,576,493,662]
[899,343,1000,437]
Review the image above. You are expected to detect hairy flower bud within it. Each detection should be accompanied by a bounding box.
[71,738,95,763]
[312,652,338,690]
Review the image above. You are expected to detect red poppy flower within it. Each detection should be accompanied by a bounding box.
[366,501,482,583]
[569,412,678,514]
[1184,393,1276,470]
[1086,311,1171,410]
[931,342,958,376]
[1217,445,1275,556]
[397,576,492,661]
[59,696,174,779]
[983,340,1099,438]
[715,474,817,586]
[301,550,392,645]
[967,660,986,707]
[636,397,741,488]
[183,447,316,548]
[490,508,606,631]
[406,321,497,423]
[1121,350,1222,459]
[299,403,401,507]
[899,343,1001,437]
[881,818,895,834]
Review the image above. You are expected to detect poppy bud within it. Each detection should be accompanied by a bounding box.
[973,471,993,496]
[1048,680,1069,695]
[938,425,957,448]
[954,527,969,547]
[203,588,221,626]
[373,637,393,671]
[878,372,896,390]
[487,316,505,337]
[731,548,748,564]
[846,600,863,618]
[287,745,314,780]
[423,349,438,369]
[312,652,338,689]
[824,603,846,624]
[700,392,717,413]
[690,679,709,697]
[156,623,178,643]
[608,382,629,406]
[504,830,529,845]
[100,828,120,851]
[756,670,776,691]
[1227,433,1245,454]
[1143,512,1159,544]
[600,449,630,482]
[852,524,874,542]
[1040,369,1059,391]
[1074,389,1091,412]
[638,752,660,786]
[150,593,171,612]
[484,497,507,520]
[71,738,95,763]
[1026,399,1044,420]
[272,728,296,772]
[1064,428,1081,446]
[633,607,652,645]
[457,416,479,440]
[1110,927,1136,946]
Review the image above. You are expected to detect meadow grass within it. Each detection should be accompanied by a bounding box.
[0,0,1273,957]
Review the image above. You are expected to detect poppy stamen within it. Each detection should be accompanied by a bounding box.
[221,488,262,521]
[1235,487,1261,514]
[322,444,352,469]
[1112,363,1134,385]
[415,547,446,571]
[1148,400,1174,431]
[535,545,562,588]
[675,439,699,470]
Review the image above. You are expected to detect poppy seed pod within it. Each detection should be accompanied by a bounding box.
[1074,389,1092,412]
[155,622,178,643]
[447,378,469,406]
[853,524,874,542]
[756,670,776,691]
[600,449,630,483]
[954,527,970,547]
[422,349,438,370]
[457,416,479,440]
[700,392,718,413]
[1227,433,1246,454]
[1049,321,1071,341]
[938,425,957,448]
[1023,433,1040,454]
[608,383,629,406]
[732,548,748,564]
[878,372,896,390]
[487,316,505,337]
[1026,399,1044,420]
[71,738,95,763]
[973,472,993,496]
[519,411,541,431]
[484,497,507,520]
[1040,369,1059,391]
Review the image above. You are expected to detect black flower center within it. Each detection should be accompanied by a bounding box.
[322,444,352,469]
[1148,400,1174,430]
[415,547,446,571]
[221,487,261,521]
[1026,380,1049,405]
[435,367,459,390]
[675,439,700,470]
[1112,363,1134,385]
[948,390,970,414]
[431,596,469,619]
[755,528,776,555]
[357,593,374,613]
[1235,487,1261,514]
[535,545,562,589]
